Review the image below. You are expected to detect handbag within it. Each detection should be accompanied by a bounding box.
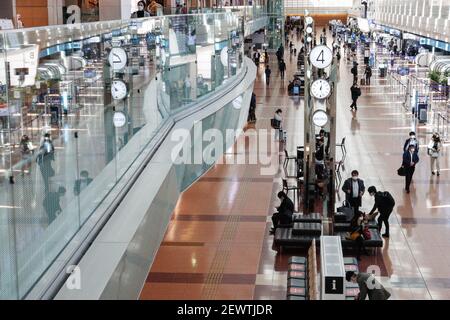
[349,231,361,241]
[397,166,406,176]
[362,226,371,240]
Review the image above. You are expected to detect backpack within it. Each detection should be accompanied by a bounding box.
[378,191,395,208]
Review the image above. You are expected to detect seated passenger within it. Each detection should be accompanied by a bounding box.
[346,210,369,260]
[270,191,294,235]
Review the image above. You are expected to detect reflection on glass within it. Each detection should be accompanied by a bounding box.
[0,8,251,299]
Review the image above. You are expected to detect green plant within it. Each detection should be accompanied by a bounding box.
[429,70,441,83]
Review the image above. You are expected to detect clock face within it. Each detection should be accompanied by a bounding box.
[111,80,127,100]
[311,79,331,100]
[310,45,333,69]
[305,17,313,25]
[108,47,127,71]
[306,26,313,34]
[307,36,312,43]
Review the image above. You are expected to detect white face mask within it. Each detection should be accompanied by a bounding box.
[352,176,358,181]
[410,135,415,139]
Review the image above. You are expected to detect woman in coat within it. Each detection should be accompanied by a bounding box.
[428,132,442,176]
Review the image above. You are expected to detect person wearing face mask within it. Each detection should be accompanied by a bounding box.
[403,131,419,153]
[402,144,419,193]
[342,170,365,216]
[367,186,395,238]
[131,1,150,18]
[428,133,442,176]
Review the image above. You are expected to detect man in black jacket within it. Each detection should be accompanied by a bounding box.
[351,63,358,83]
[350,82,361,111]
[342,170,365,216]
[367,186,395,238]
[265,65,272,85]
[270,191,294,235]
[402,144,419,193]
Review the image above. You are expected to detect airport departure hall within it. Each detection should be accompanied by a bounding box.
[0,0,450,303]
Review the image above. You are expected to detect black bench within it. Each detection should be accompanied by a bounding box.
[289,256,307,265]
[292,222,322,236]
[336,229,383,248]
[274,228,321,249]
[293,212,322,223]
[344,257,359,265]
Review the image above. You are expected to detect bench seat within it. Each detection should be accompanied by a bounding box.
[274,228,321,248]
[336,229,383,248]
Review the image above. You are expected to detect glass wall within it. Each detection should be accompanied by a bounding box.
[0,10,246,299]
[266,0,283,50]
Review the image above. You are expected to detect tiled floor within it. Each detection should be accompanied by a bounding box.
[140,28,450,300]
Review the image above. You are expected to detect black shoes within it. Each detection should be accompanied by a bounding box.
[432,171,435,175]
[382,233,390,238]
[269,228,275,235]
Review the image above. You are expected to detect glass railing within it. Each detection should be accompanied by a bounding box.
[0,9,258,299]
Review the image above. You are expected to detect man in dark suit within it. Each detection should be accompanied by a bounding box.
[346,271,391,300]
[270,191,294,235]
[350,82,361,111]
[342,170,365,216]
[402,144,419,193]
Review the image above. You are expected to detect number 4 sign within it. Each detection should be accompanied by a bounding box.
[310,45,333,69]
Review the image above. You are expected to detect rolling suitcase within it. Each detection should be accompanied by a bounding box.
[360,78,365,86]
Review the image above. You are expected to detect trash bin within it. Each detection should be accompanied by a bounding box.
[418,103,428,123]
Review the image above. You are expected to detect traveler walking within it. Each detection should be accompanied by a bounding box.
[428,132,442,176]
[253,50,261,66]
[265,65,271,85]
[364,65,372,85]
[279,59,286,79]
[351,63,358,83]
[350,82,361,111]
[402,144,419,193]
